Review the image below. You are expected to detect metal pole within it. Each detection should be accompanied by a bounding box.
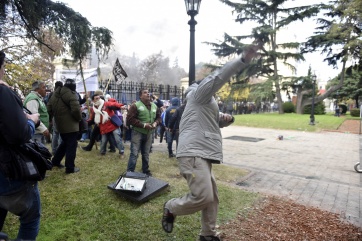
[309,81,315,125]
[188,14,197,86]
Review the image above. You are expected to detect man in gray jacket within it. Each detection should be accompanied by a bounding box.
[162,47,258,241]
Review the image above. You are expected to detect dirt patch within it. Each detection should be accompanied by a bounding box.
[336,119,361,134]
[323,119,361,134]
[219,196,362,240]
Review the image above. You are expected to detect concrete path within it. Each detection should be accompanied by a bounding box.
[153,126,362,227]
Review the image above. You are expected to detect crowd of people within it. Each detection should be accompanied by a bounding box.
[0,43,257,240]
[0,48,182,239]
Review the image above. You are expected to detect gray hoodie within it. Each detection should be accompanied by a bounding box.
[176,57,246,163]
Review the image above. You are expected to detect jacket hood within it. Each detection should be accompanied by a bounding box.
[171,97,179,106]
[107,97,117,103]
[105,94,111,101]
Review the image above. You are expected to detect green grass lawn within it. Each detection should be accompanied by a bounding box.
[3,145,257,241]
[3,112,358,240]
[233,112,355,132]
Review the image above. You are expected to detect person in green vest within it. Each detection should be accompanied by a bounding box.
[23,81,50,144]
[126,89,161,176]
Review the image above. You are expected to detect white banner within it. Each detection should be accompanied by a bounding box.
[55,68,98,92]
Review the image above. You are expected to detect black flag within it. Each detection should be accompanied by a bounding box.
[113,58,128,84]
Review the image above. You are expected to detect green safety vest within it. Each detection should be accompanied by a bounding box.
[133,101,157,134]
[23,92,49,128]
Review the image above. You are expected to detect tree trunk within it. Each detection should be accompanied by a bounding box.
[295,88,309,114]
[355,95,359,108]
[296,61,347,113]
[271,11,284,114]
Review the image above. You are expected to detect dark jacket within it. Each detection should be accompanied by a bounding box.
[153,98,164,108]
[165,97,179,128]
[0,85,34,180]
[47,86,81,134]
[169,104,185,131]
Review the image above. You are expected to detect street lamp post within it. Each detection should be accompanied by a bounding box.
[335,90,339,117]
[184,0,201,86]
[309,74,317,125]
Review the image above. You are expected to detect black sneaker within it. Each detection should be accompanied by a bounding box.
[81,146,91,151]
[162,203,175,233]
[65,167,80,174]
[199,235,221,241]
[169,153,176,158]
[52,163,65,169]
[143,171,152,177]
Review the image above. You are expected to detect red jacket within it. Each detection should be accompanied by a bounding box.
[88,98,124,135]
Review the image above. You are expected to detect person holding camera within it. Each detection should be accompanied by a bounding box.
[0,50,42,241]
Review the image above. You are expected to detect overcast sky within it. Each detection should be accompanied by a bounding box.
[57,0,340,80]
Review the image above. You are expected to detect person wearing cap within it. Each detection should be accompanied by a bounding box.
[164,97,179,158]
[23,80,50,144]
[47,78,82,174]
[162,45,259,241]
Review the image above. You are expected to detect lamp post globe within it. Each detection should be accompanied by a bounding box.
[184,0,201,86]
[309,74,317,125]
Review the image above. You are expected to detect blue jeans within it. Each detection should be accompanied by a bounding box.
[0,173,41,241]
[81,127,92,140]
[127,130,153,173]
[166,130,176,155]
[100,128,124,155]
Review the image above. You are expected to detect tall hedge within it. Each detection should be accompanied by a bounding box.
[303,101,326,115]
[283,102,295,113]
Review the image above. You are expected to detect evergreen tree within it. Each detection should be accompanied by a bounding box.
[303,0,362,101]
[205,0,320,114]
[1,0,113,94]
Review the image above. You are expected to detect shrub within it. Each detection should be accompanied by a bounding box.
[304,101,326,115]
[283,102,295,113]
[350,108,360,117]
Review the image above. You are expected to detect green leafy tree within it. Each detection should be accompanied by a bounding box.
[206,0,320,114]
[282,66,319,114]
[1,0,113,94]
[138,52,185,86]
[92,27,113,82]
[0,14,64,93]
[303,0,362,103]
[327,61,362,107]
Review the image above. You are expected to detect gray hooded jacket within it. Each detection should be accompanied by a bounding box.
[176,58,246,163]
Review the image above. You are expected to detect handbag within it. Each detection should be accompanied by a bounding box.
[9,140,53,181]
[79,114,88,133]
[110,114,123,127]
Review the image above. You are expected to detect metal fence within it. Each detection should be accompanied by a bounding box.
[99,80,184,105]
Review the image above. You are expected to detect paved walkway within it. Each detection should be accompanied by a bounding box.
[153,126,362,227]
